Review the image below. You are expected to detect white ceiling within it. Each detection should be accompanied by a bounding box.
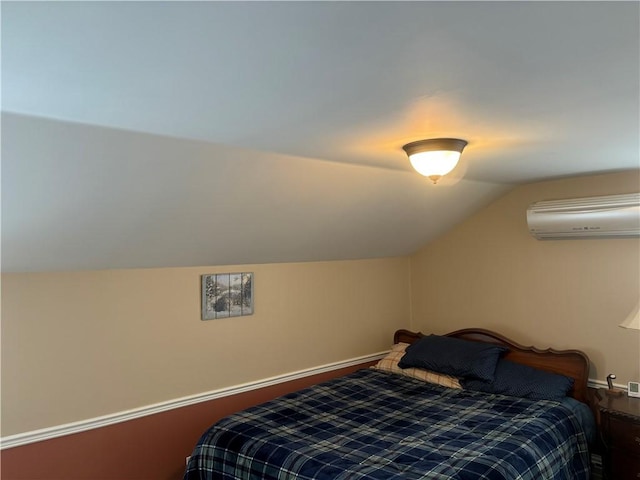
[2,1,639,272]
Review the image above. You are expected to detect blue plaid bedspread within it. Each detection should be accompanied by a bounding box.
[185,368,590,480]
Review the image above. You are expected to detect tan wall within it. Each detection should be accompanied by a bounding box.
[410,171,640,385]
[1,257,410,436]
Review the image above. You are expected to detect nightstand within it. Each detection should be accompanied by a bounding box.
[598,389,640,479]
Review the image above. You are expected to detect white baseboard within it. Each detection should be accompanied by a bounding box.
[1,351,387,450]
[588,378,628,391]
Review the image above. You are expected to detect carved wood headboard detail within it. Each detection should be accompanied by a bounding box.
[393,328,590,404]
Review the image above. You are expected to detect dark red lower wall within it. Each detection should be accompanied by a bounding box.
[1,362,375,480]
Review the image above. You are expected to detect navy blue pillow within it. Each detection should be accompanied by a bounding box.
[460,359,574,400]
[397,335,508,381]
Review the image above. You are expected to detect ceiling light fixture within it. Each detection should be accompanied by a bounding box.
[402,138,468,184]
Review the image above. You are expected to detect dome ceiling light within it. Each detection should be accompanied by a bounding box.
[402,138,468,184]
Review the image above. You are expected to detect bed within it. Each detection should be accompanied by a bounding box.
[184,328,594,480]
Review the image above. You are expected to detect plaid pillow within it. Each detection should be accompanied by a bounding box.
[373,343,461,389]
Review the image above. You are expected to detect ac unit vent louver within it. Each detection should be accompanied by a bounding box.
[527,193,640,240]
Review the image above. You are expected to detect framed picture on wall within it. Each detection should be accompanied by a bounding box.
[201,272,253,320]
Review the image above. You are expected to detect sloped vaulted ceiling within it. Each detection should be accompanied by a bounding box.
[2,2,638,272]
[2,114,506,271]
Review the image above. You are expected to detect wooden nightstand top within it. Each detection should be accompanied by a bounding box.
[598,389,640,421]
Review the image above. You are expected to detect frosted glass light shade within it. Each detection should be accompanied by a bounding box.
[408,150,461,179]
[402,138,467,184]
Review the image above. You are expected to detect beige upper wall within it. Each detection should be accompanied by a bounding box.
[1,257,410,436]
[410,170,640,385]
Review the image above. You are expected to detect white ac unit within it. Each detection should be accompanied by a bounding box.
[527,193,640,240]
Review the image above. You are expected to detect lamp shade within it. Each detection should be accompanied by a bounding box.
[620,302,640,330]
[403,138,467,184]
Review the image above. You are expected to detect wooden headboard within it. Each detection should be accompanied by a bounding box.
[394,328,590,404]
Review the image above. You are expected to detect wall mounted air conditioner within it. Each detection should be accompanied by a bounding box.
[527,193,640,240]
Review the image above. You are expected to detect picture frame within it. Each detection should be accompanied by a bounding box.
[201,272,253,320]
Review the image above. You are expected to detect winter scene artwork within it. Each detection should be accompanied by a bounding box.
[201,272,253,320]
